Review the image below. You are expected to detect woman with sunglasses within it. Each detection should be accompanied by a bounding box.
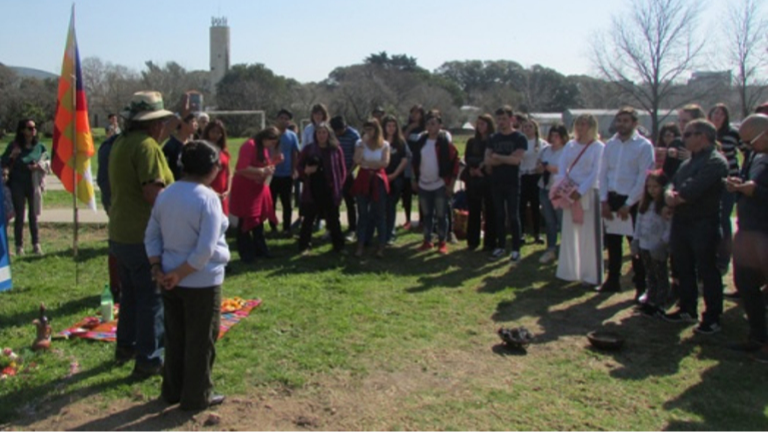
[1,119,48,255]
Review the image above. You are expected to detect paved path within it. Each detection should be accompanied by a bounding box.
[37,208,415,226]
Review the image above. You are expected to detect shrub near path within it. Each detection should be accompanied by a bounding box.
[0,225,766,430]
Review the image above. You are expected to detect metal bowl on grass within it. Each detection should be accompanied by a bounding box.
[586,331,625,351]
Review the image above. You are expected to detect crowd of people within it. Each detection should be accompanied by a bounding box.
[5,88,768,409]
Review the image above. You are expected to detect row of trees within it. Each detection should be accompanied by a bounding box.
[1,0,765,139]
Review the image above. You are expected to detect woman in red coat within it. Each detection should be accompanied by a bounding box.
[202,119,231,215]
[229,127,282,263]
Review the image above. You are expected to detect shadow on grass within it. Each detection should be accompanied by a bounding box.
[0,359,134,427]
[15,243,109,265]
[222,232,524,294]
[0,293,98,329]
[659,306,768,430]
[67,399,193,431]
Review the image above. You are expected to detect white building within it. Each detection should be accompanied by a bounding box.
[210,17,230,96]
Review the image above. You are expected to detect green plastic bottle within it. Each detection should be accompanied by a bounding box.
[100,284,114,323]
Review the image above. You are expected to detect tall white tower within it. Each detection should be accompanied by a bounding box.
[210,16,230,95]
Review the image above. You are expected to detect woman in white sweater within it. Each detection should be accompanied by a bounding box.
[145,140,230,411]
[554,114,605,287]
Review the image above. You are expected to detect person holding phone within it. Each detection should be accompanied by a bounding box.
[1,119,48,256]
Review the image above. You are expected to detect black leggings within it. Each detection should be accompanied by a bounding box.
[519,174,541,239]
[11,183,39,247]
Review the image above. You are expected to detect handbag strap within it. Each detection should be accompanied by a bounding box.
[566,140,594,175]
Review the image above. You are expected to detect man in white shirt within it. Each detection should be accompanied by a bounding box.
[598,107,655,298]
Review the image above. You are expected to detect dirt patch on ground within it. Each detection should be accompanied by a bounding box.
[3,341,547,430]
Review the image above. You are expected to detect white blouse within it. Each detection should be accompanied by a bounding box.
[555,139,605,197]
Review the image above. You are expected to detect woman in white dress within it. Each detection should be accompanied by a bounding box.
[554,114,605,287]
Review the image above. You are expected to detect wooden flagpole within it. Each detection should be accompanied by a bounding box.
[71,4,79,258]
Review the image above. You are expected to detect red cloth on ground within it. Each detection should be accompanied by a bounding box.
[210,150,230,215]
[229,140,277,232]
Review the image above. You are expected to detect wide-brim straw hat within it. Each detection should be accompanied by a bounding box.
[120,91,174,121]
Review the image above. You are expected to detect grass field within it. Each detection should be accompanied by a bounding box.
[0,222,766,430]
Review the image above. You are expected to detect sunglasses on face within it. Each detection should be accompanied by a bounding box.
[26,126,36,131]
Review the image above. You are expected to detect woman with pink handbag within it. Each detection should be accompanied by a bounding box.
[553,114,605,288]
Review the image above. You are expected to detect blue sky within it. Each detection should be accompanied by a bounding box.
[1,0,726,83]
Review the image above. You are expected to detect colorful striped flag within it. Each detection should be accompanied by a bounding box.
[52,6,96,210]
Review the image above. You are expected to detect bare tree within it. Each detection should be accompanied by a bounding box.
[592,0,706,138]
[723,0,768,118]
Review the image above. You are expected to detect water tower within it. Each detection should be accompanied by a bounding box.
[210,16,230,96]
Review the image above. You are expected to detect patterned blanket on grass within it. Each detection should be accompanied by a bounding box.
[58,299,262,342]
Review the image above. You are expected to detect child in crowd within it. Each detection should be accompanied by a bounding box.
[632,170,672,317]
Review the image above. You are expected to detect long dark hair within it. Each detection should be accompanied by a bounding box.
[708,103,731,135]
[639,170,669,215]
[203,119,228,152]
[14,119,38,146]
[253,126,280,163]
[656,122,681,148]
[381,115,405,152]
[474,114,496,141]
[408,104,426,129]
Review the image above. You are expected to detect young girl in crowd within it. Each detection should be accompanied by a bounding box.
[202,119,231,215]
[382,115,410,245]
[519,117,548,245]
[536,123,568,264]
[230,127,281,263]
[352,119,390,258]
[632,170,672,317]
[462,114,496,251]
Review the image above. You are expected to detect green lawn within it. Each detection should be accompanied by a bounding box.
[0,223,766,430]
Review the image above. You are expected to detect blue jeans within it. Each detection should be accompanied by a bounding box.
[539,188,562,251]
[386,177,404,242]
[356,180,388,247]
[419,186,448,243]
[491,181,522,251]
[110,241,164,368]
[717,190,736,273]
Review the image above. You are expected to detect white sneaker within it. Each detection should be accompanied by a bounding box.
[539,249,556,264]
[509,251,521,266]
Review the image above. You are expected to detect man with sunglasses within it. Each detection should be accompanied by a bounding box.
[662,120,728,334]
[727,114,768,360]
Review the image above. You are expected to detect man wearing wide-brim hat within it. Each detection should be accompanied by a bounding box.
[108,90,176,379]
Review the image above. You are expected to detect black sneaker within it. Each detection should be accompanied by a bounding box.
[639,304,659,318]
[694,321,722,335]
[662,310,697,324]
[115,346,136,365]
[130,363,163,380]
[596,280,620,294]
